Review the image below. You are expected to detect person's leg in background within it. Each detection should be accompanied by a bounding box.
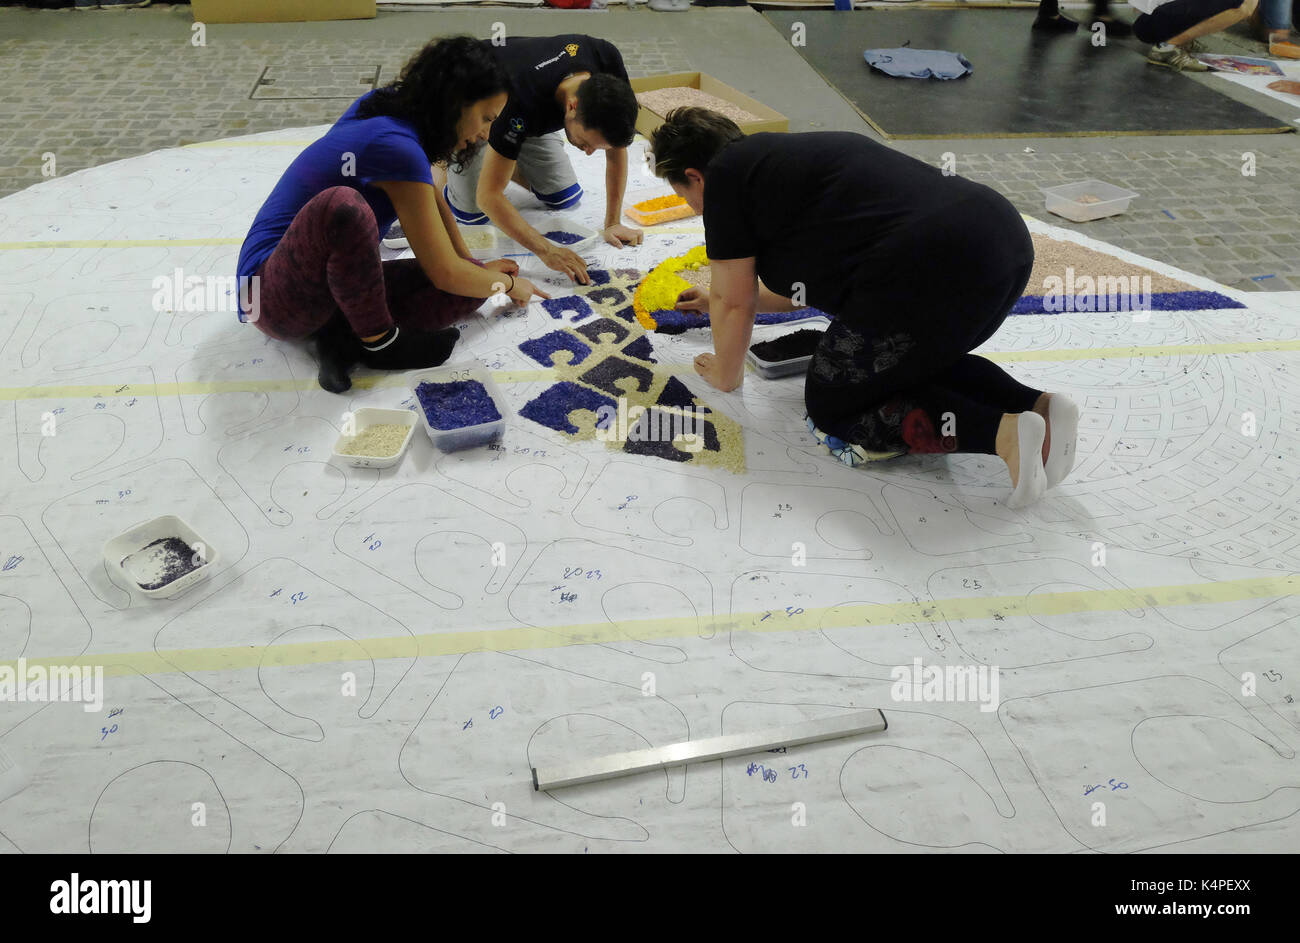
[1253,0,1300,56]
[1136,0,1259,70]
[1034,0,1133,34]
[252,187,460,393]
[1034,0,1081,35]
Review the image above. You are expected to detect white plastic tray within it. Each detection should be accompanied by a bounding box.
[332,407,418,469]
[103,514,217,599]
[623,186,696,226]
[539,215,600,254]
[1041,179,1139,222]
[746,316,831,379]
[383,221,522,259]
[409,362,509,452]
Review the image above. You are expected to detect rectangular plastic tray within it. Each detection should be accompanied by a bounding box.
[103,514,218,599]
[1041,179,1139,222]
[540,216,599,254]
[624,187,696,226]
[409,363,509,453]
[745,316,830,379]
[383,222,521,259]
[332,407,418,469]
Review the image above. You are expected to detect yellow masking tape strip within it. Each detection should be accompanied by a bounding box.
[0,238,245,250]
[1,340,1296,403]
[7,573,1297,678]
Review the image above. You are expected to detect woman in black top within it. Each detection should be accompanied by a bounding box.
[648,108,1080,509]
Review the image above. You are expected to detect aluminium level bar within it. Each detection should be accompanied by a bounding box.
[532,709,887,791]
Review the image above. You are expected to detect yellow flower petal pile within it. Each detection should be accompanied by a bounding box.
[634,194,688,212]
[632,245,709,330]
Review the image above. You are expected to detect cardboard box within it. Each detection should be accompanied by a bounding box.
[191,0,375,24]
[629,72,788,138]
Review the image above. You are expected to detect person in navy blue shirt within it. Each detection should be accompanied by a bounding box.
[238,36,550,393]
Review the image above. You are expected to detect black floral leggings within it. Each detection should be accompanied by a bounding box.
[804,261,1041,456]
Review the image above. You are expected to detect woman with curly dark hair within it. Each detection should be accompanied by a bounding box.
[237,35,550,392]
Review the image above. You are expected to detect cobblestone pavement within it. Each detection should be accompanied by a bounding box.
[0,13,691,200]
[943,147,1300,293]
[2,3,1297,293]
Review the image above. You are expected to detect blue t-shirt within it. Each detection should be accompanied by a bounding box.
[236,91,433,292]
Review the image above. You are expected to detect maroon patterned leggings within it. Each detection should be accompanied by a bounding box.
[249,186,488,341]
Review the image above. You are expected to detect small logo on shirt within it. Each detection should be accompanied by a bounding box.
[509,117,525,133]
[565,43,579,57]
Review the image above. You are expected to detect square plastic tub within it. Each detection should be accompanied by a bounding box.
[1041,180,1139,222]
[746,316,831,379]
[409,363,509,452]
[624,187,696,226]
[103,515,218,599]
[332,407,418,469]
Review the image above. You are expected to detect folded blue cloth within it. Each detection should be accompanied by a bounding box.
[864,48,973,80]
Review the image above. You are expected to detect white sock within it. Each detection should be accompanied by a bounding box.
[1044,394,1080,490]
[1007,412,1048,510]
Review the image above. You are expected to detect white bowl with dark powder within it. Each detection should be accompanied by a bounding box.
[103,515,218,599]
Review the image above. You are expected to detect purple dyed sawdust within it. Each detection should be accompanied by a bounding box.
[545,230,583,245]
[519,381,615,434]
[587,287,627,308]
[613,268,641,281]
[586,269,611,286]
[540,296,594,321]
[611,305,637,324]
[1010,290,1244,315]
[575,317,630,346]
[623,410,720,461]
[125,536,202,591]
[621,335,656,364]
[416,379,502,430]
[656,375,706,413]
[579,355,655,397]
[520,331,592,367]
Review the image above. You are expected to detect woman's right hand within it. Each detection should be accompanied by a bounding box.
[541,246,589,285]
[508,275,550,305]
[675,287,709,314]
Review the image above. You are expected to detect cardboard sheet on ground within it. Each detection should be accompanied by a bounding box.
[0,127,1298,852]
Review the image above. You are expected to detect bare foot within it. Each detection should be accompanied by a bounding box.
[1033,392,1052,465]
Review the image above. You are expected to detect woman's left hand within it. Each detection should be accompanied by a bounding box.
[483,258,519,276]
[603,224,643,248]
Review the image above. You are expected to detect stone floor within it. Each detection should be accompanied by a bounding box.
[2,2,1299,291]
